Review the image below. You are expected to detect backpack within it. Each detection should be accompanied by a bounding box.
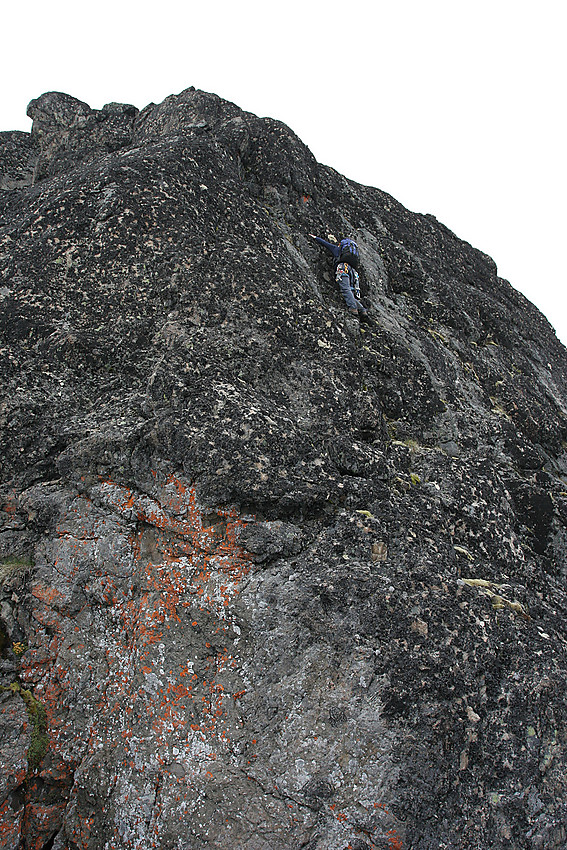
[338,238,360,269]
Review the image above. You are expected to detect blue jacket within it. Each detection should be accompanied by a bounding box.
[314,236,341,262]
[315,236,360,298]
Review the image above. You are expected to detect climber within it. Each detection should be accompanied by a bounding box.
[310,233,371,323]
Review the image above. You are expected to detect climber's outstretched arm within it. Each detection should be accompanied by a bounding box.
[310,234,340,259]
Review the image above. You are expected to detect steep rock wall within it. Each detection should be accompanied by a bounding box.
[1,87,567,850]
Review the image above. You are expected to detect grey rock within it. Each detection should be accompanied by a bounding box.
[238,519,303,562]
[0,86,566,850]
[26,90,139,181]
[0,131,38,189]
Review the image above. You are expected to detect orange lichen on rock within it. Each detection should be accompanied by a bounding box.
[0,799,24,848]
[15,472,253,848]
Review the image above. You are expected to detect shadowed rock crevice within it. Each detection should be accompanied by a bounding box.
[1,86,567,850]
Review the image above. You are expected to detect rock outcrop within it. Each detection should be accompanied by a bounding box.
[1,87,567,850]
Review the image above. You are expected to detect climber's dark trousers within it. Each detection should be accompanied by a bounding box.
[336,262,366,313]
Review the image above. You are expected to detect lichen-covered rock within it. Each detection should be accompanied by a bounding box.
[237,519,303,563]
[1,87,567,849]
[0,685,30,849]
[0,132,38,190]
[26,91,138,182]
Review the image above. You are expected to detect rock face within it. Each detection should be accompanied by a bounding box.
[1,88,567,850]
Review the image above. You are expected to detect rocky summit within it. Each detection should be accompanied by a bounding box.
[1,87,567,850]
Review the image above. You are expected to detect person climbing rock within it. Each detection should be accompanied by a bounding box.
[310,233,371,323]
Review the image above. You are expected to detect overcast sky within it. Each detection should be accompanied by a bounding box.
[2,0,565,345]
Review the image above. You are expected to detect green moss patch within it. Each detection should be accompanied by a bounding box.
[0,555,34,586]
[0,682,49,770]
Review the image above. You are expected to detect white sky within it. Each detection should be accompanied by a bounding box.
[2,0,566,345]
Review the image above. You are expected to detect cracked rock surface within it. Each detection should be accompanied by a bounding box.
[1,87,567,850]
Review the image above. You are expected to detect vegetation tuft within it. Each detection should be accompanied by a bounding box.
[0,682,49,770]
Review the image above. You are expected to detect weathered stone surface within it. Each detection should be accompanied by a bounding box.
[26,91,139,182]
[1,87,567,849]
[0,132,38,190]
[237,520,303,563]
[0,687,30,849]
